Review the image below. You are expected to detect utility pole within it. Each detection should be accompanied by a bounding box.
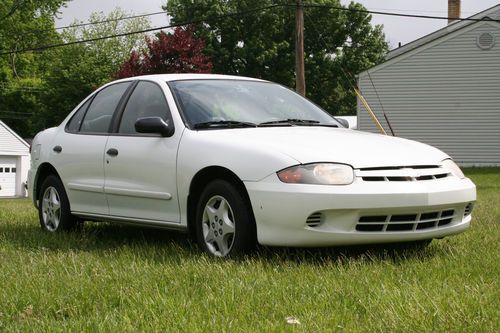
[295,0,305,96]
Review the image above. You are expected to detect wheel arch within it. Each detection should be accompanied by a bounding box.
[34,163,63,207]
[187,166,256,237]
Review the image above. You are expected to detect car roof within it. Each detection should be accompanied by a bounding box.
[114,73,267,84]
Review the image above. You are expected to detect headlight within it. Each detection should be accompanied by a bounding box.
[442,159,465,179]
[277,163,354,185]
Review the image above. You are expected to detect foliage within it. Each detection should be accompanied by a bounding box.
[0,169,498,331]
[117,27,212,78]
[0,0,67,137]
[37,8,151,131]
[165,0,388,115]
[61,9,151,73]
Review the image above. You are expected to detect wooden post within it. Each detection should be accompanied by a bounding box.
[295,0,305,96]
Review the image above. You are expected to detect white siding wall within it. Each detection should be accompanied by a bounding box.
[358,21,500,166]
[0,121,30,197]
[0,121,29,153]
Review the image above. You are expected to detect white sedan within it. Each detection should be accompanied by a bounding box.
[28,74,476,257]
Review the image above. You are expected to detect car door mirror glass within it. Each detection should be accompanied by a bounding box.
[135,117,174,137]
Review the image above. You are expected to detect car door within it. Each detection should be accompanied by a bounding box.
[103,80,181,223]
[50,81,132,215]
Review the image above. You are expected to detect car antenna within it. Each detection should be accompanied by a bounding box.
[366,70,395,136]
[302,11,393,136]
[353,86,387,135]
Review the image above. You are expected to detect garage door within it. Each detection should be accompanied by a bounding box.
[0,160,16,197]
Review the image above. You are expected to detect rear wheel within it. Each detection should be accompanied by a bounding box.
[38,175,77,232]
[195,180,256,257]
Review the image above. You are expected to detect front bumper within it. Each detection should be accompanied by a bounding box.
[245,174,476,247]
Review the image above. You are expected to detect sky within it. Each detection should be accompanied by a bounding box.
[57,0,500,50]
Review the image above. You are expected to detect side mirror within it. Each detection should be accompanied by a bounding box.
[336,117,349,128]
[135,117,174,137]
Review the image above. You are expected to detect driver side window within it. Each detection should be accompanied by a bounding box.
[118,81,171,135]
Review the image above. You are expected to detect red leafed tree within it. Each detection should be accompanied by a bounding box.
[117,27,212,78]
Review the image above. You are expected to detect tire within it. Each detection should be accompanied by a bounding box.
[38,175,77,232]
[195,180,256,257]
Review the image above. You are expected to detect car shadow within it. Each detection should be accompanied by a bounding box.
[2,221,196,255]
[3,221,450,265]
[251,241,446,265]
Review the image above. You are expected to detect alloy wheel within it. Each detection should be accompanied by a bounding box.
[41,186,61,232]
[202,195,236,257]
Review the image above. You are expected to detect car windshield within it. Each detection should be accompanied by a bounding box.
[168,79,340,129]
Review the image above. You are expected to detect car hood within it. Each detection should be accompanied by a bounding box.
[195,127,449,169]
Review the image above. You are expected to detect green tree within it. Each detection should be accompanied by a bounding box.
[0,0,67,137]
[38,8,151,130]
[165,0,388,115]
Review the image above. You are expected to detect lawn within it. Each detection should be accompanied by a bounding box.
[0,169,498,332]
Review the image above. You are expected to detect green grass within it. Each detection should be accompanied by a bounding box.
[1,169,498,332]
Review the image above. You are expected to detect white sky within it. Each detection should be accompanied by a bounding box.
[57,0,500,49]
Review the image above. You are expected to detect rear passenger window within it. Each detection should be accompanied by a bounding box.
[80,82,130,134]
[66,98,92,133]
[118,81,171,135]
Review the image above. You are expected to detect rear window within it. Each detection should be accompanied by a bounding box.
[80,82,130,134]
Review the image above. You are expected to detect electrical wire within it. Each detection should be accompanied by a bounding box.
[2,3,499,56]
[304,8,393,135]
[0,4,282,56]
[54,11,165,31]
[297,3,500,22]
[3,11,165,40]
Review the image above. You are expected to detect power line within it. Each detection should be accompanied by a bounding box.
[298,3,500,22]
[304,9,395,134]
[0,110,34,119]
[54,11,165,31]
[52,3,500,33]
[0,84,44,92]
[0,4,282,56]
[2,3,499,56]
[7,10,165,39]
[0,110,35,115]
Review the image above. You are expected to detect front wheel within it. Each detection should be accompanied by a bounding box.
[195,180,256,257]
[38,175,77,232]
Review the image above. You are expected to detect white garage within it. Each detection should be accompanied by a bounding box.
[0,120,30,197]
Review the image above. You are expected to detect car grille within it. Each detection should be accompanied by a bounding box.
[356,165,451,182]
[464,203,474,217]
[306,212,323,227]
[356,209,455,232]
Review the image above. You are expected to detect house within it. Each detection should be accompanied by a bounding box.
[0,120,30,197]
[357,3,500,166]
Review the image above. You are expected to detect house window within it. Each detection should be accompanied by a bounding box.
[5,168,10,173]
[11,168,16,173]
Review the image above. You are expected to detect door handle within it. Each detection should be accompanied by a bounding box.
[106,148,119,157]
[53,145,62,153]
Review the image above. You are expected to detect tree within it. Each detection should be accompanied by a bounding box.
[117,27,212,78]
[0,0,68,137]
[37,8,151,130]
[165,0,388,115]
[61,8,151,75]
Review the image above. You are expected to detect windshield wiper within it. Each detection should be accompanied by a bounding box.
[258,119,338,127]
[193,120,257,129]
